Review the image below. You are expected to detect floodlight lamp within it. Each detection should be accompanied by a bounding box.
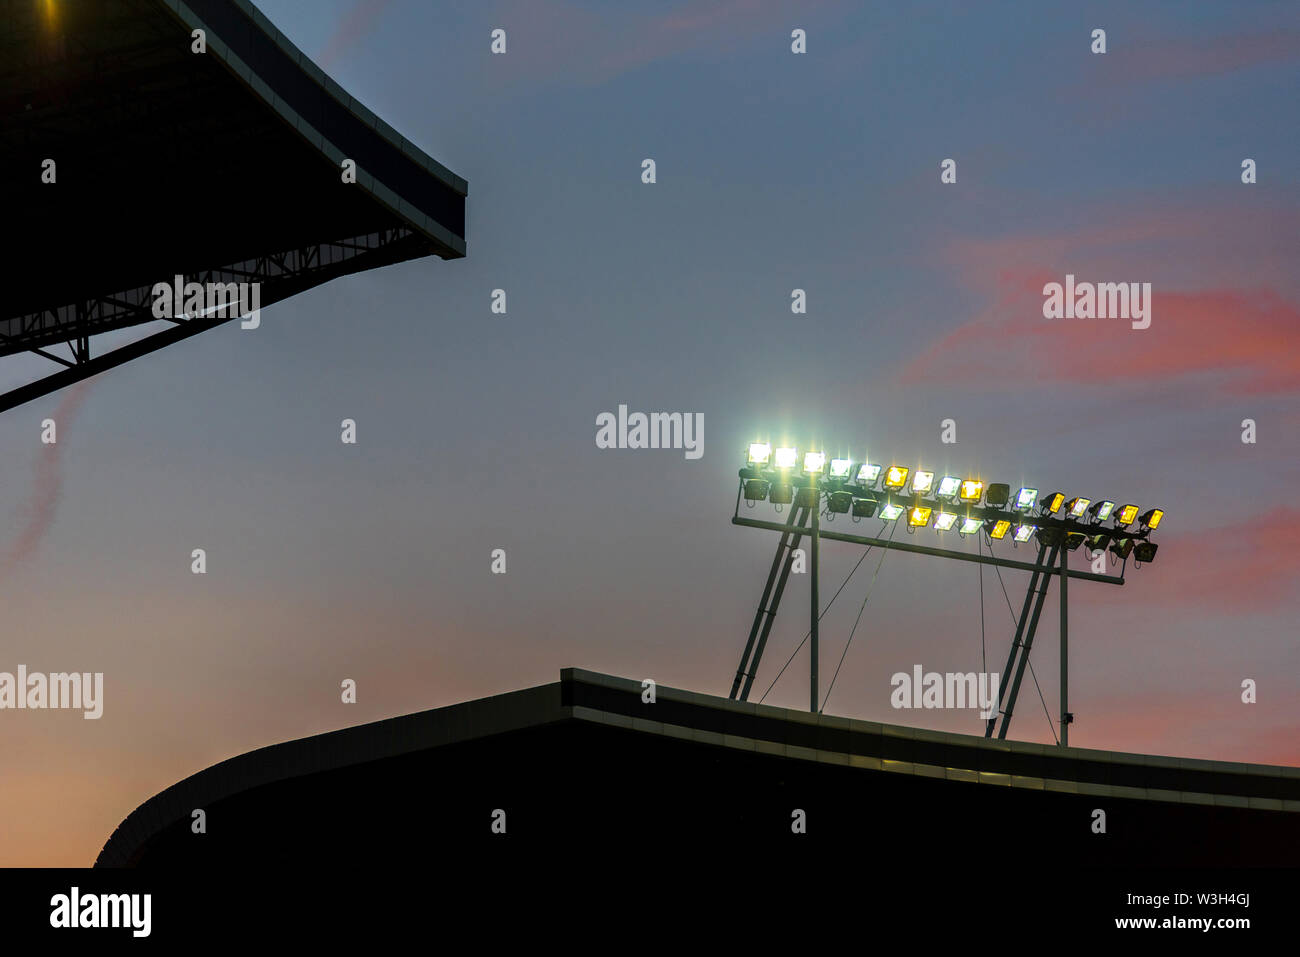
[1065,531,1087,551]
[856,463,881,487]
[1139,508,1164,531]
[934,512,958,531]
[747,443,771,467]
[1114,504,1139,527]
[1085,532,1111,553]
[827,491,853,514]
[959,480,984,503]
[1088,501,1115,523]
[829,458,853,479]
[803,451,826,475]
[1037,527,1064,546]
[879,503,905,521]
[1065,497,1090,519]
[911,470,935,494]
[1110,537,1134,559]
[1133,541,1159,563]
[794,486,820,508]
[742,479,770,501]
[852,496,878,518]
[774,447,798,470]
[937,476,962,500]
[1014,487,1038,511]
[908,505,932,528]
[769,483,793,505]
[988,519,1011,540]
[1041,492,1065,514]
[1013,524,1034,543]
[985,483,1010,508]
[958,517,983,536]
[883,466,909,490]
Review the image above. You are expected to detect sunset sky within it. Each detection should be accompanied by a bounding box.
[2,0,1297,866]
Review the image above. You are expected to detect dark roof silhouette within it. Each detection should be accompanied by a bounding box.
[1,0,465,410]
[97,668,1300,866]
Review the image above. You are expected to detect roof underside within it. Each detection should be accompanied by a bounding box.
[0,0,466,359]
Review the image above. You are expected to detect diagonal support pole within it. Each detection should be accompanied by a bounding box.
[997,543,1060,739]
[737,506,810,702]
[986,542,1050,737]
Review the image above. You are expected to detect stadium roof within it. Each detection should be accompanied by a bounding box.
[0,0,466,410]
[96,668,1300,867]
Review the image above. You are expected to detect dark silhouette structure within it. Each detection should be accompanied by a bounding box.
[1,0,466,412]
[98,669,1300,867]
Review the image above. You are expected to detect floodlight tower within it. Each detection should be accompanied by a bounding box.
[730,443,1163,747]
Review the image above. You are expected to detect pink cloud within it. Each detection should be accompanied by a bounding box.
[1102,29,1300,84]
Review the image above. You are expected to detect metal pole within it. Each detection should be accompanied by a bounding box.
[986,542,1050,737]
[998,543,1060,739]
[739,507,810,701]
[731,516,1125,585]
[731,504,804,699]
[810,502,820,713]
[1060,540,1069,747]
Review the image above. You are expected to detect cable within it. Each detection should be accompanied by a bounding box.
[820,519,898,712]
[757,543,873,705]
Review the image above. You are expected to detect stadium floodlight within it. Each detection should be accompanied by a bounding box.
[937,476,962,501]
[959,480,984,504]
[1013,487,1038,511]
[855,463,882,487]
[1040,492,1065,514]
[958,516,983,536]
[1088,501,1115,523]
[1110,537,1134,559]
[747,443,772,467]
[1065,531,1087,551]
[986,484,1010,508]
[987,519,1011,540]
[794,486,820,507]
[829,458,853,479]
[1133,541,1158,563]
[883,466,910,491]
[827,490,853,514]
[803,451,826,475]
[1013,523,1034,543]
[1066,497,1091,519]
[1037,527,1064,546]
[1085,532,1111,553]
[743,479,770,501]
[911,470,935,495]
[1114,504,1139,527]
[1139,508,1164,532]
[774,447,799,471]
[934,511,958,531]
[851,496,879,518]
[908,505,933,528]
[879,503,905,522]
[769,483,793,505]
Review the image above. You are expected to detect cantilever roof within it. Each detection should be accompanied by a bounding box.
[1,0,465,364]
[96,667,1300,866]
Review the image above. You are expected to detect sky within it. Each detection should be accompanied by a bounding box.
[2,0,1298,865]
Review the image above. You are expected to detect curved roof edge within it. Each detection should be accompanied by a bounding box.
[161,0,466,258]
[96,667,1300,867]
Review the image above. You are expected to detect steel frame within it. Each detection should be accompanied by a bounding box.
[731,477,1131,744]
[0,227,422,413]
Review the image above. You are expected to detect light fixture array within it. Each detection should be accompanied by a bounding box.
[740,444,1163,562]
